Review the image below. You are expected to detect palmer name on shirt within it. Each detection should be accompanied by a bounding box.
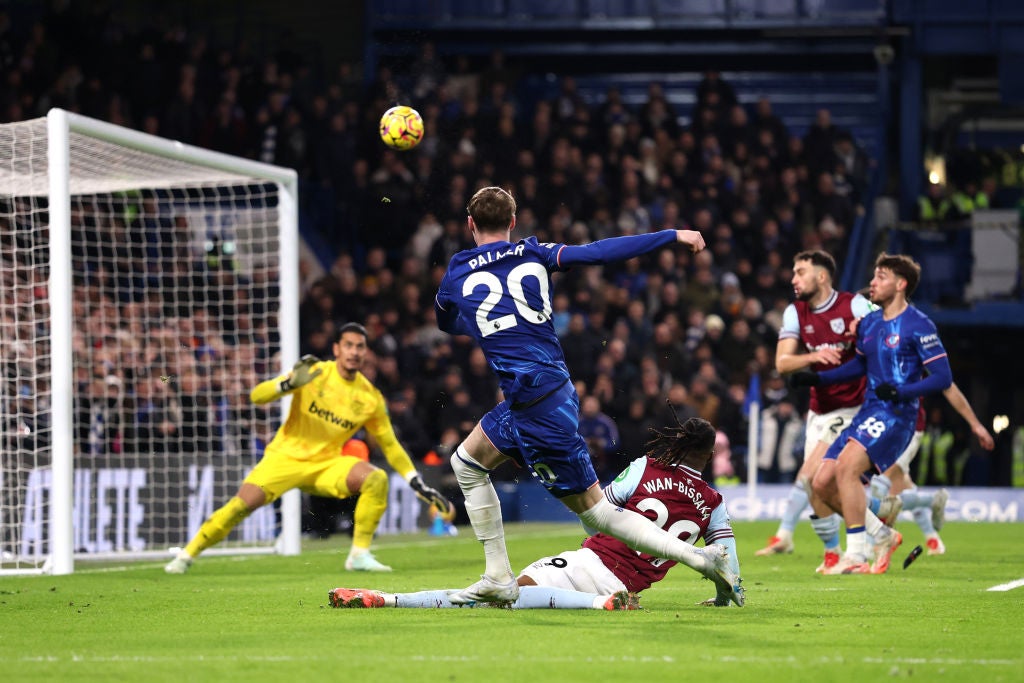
[468,243,526,270]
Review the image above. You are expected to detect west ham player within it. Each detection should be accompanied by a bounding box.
[797,253,953,574]
[757,250,874,571]
[434,186,743,607]
[328,417,742,610]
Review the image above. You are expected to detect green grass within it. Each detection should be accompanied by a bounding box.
[2,521,1023,682]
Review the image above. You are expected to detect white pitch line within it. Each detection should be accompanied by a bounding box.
[987,578,1024,592]
[7,654,1021,667]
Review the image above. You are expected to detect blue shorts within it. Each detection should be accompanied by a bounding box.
[823,400,916,473]
[479,382,598,498]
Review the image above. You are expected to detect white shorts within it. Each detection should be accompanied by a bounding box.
[804,406,859,459]
[893,430,924,473]
[519,547,626,595]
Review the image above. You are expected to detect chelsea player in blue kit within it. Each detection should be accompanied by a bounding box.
[434,186,744,606]
[794,253,953,574]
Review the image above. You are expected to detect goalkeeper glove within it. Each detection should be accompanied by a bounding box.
[875,383,901,402]
[789,370,821,388]
[279,355,323,393]
[408,474,451,514]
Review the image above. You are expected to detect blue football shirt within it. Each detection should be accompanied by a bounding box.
[435,231,678,405]
[855,305,948,402]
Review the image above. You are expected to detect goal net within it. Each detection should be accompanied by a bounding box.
[0,109,300,574]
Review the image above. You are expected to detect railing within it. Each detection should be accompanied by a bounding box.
[368,0,887,29]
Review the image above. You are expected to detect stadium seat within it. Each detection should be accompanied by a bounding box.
[733,0,799,18]
[587,0,655,17]
[537,71,880,156]
[814,0,886,19]
[508,0,580,18]
[894,229,973,304]
[993,0,1024,20]
[375,0,430,19]
[446,0,506,18]
[916,0,987,18]
[655,0,727,17]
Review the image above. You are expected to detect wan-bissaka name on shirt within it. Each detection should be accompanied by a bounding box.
[642,476,712,520]
[308,400,357,430]
[468,243,525,270]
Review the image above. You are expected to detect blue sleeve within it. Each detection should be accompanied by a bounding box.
[896,355,953,400]
[434,274,473,336]
[778,303,800,340]
[604,457,646,507]
[716,536,741,581]
[704,504,739,577]
[435,299,473,336]
[555,230,678,268]
[434,294,454,332]
[703,503,740,601]
[817,354,866,385]
[895,315,952,400]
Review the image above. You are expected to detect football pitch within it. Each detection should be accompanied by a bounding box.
[2,521,1022,682]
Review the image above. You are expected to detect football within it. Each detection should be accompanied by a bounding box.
[379,105,424,150]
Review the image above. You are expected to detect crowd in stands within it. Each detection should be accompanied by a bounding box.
[0,4,986,490]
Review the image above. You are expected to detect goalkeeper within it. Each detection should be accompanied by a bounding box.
[166,322,451,574]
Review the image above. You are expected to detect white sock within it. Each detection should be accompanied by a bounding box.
[391,586,603,610]
[451,445,514,583]
[864,510,889,537]
[846,528,868,561]
[577,497,704,571]
[515,586,604,609]
[393,590,457,608]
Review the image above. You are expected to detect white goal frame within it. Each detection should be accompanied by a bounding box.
[4,109,300,575]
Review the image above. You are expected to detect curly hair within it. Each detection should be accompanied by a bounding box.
[645,405,717,470]
[875,252,921,297]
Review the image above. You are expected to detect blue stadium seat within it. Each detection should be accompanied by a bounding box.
[445,0,506,19]
[814,0,884,24]
[508,0,580,18]
[917,0,988,18]
[994,0,1024,20]
[891,229,973,304]
[655,0,727,17]
[557,71,880,155]
[814,0,884,16]
[733,0,799,17]
[587,0,655,17]
[373,0,431,19]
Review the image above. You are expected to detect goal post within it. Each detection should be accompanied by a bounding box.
[0,108,300,575]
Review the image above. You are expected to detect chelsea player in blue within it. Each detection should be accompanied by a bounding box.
[435,186,744,607]
[794,253,952,574]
